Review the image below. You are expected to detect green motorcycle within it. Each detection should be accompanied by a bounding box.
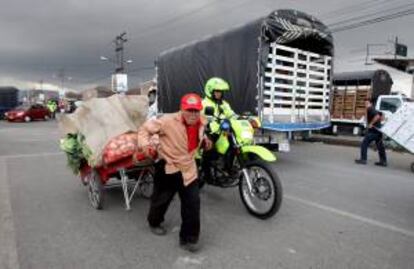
[200,107,283,219]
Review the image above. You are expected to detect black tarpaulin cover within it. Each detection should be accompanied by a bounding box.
[157,9,333,113]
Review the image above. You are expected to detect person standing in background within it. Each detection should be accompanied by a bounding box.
[355,98,387,167]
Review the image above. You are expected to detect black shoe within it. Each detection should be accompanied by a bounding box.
[355,159,367,165]
[375,161,387,167]
[150,225,167,236]
[179,240,200,253]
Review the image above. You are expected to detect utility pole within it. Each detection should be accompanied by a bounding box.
[114,32,127,73]
[395,36,398,59]
[56,69,72,97]
[57,68,66,93]
[365,44,370,65]
[100,32,130,93]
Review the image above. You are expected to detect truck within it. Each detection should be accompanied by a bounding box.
[0,87,19,119]
[330,70,411,135]
[376,93,412,119]
[155,9,334,152]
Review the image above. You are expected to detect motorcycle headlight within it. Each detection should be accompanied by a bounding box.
[241,130,254,140]
[220,121,230,131]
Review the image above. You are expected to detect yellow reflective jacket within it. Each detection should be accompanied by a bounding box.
[202,97,236,135]
[202,97,236,119]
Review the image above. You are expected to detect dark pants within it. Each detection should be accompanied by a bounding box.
[360,129,387,162]
[147,161,200,244]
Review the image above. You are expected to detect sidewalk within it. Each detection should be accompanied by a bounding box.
[305,134,407,155]
[305,134,362,148]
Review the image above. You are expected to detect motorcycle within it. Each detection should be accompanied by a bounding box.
[199,107,283,219]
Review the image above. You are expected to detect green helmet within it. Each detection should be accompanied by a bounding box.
[204,77,230,98]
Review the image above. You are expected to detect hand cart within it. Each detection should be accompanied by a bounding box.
[379,103,414,173]
[79,150,157,210]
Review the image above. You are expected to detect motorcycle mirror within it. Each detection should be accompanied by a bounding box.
[205,106,215,116]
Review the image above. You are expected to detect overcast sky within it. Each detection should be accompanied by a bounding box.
[1,0,413,92]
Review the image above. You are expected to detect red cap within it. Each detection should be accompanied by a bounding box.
[180,93,203,111]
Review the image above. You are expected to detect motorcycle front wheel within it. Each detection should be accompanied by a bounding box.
[239,160,282,219]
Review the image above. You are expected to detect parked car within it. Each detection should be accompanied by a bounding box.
[4,104,51,122]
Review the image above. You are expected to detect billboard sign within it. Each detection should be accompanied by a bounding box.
[395,43,408,57]
[111,73,128,93]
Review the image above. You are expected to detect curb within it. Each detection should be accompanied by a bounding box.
[305,135,361,148]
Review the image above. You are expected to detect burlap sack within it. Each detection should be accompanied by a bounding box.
[58,94,148,166]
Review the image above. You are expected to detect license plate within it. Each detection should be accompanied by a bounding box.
[278,141,290,152]
[254,136,269,144]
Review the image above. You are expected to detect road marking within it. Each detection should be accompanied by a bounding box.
[286,195,414,238]
[3,152,63,159]
[10,139,56,142]
[173,256,205,269]
[0,158,20,269]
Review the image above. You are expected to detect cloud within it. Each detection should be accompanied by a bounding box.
[0,0,413,91]
[0,75,77,92]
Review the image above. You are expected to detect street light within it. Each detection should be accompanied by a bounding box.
[100,56,133,66]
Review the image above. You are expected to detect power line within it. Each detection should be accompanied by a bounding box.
[128,0,252,46]
[327,2,414,27]
[331,8,414,32]
[319,0,390,19]
[128,0,223,44]
[51,1,414,87]
[94,2,414,86]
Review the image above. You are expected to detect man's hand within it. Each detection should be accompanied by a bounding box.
[368,114,381,129]
[142,145,157,159]
[203,138,213,151]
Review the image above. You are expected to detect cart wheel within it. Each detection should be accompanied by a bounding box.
[138,169,154,199]
[88,169,104,210]
[80,175,88,186]
[411,163,414,173]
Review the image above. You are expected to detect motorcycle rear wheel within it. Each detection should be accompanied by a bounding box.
[239,160,282,219]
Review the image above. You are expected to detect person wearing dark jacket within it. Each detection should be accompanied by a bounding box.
[355,99,387,166]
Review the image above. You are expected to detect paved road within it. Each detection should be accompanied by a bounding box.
[1,120,413,269]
